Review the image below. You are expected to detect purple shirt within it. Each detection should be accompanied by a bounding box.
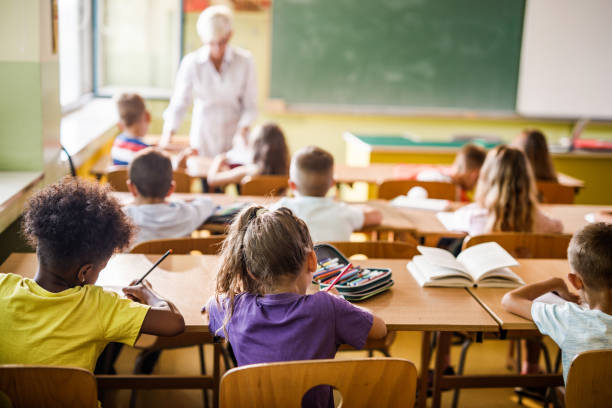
[207,291,373,408]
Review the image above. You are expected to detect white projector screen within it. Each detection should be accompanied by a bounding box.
[517,0,612,119]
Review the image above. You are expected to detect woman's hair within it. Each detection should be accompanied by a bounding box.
[251,123,290,176]
[474,145,539,232]
[515,129,557,182]
[215,205,312,337]
[197,5,233,43]
[22,177,134,271]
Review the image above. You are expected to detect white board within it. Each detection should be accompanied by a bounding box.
[517,0,612,119]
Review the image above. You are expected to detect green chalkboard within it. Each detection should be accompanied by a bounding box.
[270,0,525,113]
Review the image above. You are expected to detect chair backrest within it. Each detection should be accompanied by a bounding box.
[536,181,575,204]
[240,175,288,196]
[462,232,572,258]
[565,350,612,408]
[130,236,226,255]
[327,241,419,259]
[377,180,456,200]
[106,166,192,193]
[219,358,417,408]
[0,365,98,408]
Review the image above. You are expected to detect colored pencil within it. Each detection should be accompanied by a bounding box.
[324,263,353,292]
[135,249,173,285]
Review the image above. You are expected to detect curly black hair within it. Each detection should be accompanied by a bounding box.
[22,177,135,269]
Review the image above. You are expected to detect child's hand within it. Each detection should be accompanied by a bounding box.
[123,280,157,304]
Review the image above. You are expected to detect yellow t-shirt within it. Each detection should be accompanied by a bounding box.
[0,273,150,372]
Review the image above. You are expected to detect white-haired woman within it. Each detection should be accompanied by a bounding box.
[161,5,257,159]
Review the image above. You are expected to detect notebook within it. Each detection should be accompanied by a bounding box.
[407,242,523,288]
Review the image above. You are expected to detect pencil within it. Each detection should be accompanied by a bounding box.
[135,249,173,285]
[324,262,353,292]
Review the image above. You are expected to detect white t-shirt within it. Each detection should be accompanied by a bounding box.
[271,196,365,243]
[531,301,612,382]
[124,198,216,246]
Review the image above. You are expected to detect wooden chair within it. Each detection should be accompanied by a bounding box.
[130,236,226,255]
[327,240,419,259]
[377,179,456,200]
[462,232,572,259]
[0,365,98,407]
[240,175,288,196]
[219,358,417,408]
[536,181,575,204]
[106,166,192,193]
[565,350,612,408]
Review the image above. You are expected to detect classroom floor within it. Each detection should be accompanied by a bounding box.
[105,332,557,408]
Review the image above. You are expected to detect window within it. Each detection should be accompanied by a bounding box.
[58,0,93,111]
[95,0,181,98]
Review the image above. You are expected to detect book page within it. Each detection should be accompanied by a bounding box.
[413,256,472,280]
[417,246,467,272]
[457,242,519,281]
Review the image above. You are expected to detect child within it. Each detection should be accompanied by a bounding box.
[206,205,387,408]
[124,148,216,246]
[502,222,612,382]
[447,145,563,236]
[111,93,151,165]
[416,143,486,201]
[271,146,382,242]
[0,178,185,372]
[512,129,558,182]
[206,123,290,189]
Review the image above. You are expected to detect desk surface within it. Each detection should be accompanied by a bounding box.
[468,259,571,331]
[0,254,499,333]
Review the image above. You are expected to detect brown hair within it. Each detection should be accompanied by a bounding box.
[515,129,557,182]
[22,177,134,271]
[215,205,313,337]
[290,146,334,197]
[117,93,146,127]
[454,143,487,173]
[568,222,612,290]
[474,145,539,232]
[128,148,173,199]
[251,123,290,176]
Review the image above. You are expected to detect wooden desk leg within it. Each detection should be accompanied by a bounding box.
[432,332,449,408]
[213,343,221,408]
[418,331,432,408]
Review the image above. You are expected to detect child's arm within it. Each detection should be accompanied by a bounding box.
[173,147,197,170]
[123,280,185,336]
[350,204,383,227]
[206,154,253,188]
[501,277,580,320]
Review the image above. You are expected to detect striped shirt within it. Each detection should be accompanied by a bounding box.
[111,133,149,165]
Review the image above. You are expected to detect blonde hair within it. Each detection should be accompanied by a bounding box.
[474,145,539,232]
[515,129,558,182]
[215,205,313,338]
[197,5,233,43]
[289,146,334,197]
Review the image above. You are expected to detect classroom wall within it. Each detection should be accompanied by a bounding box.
[145,8,612,166]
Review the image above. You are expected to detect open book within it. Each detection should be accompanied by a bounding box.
[407,242,524,288]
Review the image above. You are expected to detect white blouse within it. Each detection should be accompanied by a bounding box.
[163,45,257,157]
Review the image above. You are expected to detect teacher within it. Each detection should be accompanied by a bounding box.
[161,5,257,157]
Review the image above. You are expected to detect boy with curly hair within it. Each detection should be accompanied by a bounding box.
[0,178,185,371]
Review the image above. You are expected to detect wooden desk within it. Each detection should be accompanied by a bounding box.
[541,204,612,235]
[468,259,571,331]
[91,154,212,180]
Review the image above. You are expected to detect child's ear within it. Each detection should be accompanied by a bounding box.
[166,181,176,198]
[127,180,139,197]
[117,121,125,132]
[76,264,93,285]
[568,272,584,290]
[144,111,151,124]
[289,180,298,191]
[307,250,318,273]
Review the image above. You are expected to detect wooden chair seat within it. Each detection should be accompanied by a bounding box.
[0,365,98,408]
[565,350,612,408]
[219,358,417,408]
[536,181,575,204]
[130,236,226,255]
[377,179,456,200]
[240,175,288,196]
[106,166,192,193]
[462,232,572,259]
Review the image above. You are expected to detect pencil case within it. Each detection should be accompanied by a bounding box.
[313,243,393,301]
